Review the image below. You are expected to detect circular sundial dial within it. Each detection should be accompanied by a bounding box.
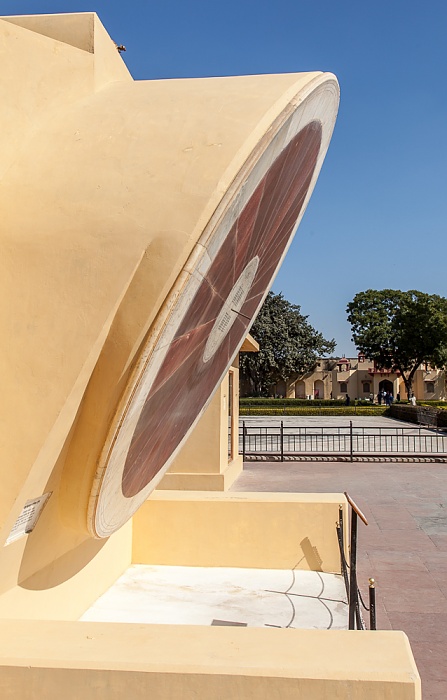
[88,79,338,537]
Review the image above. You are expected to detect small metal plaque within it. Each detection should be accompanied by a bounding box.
[5,493,51,546]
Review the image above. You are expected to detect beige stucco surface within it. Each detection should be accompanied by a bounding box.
[0,521,132,620]
[0,621,420,699]
[0,6,338,610]
[158,457,243,491]
[160,361,242,490]
[133,491,346,572]
[0,8,337,543]
[166,373,231,476]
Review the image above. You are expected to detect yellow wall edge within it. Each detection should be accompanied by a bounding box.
[0,622,421,700]
[158,456,243,491]
[133,491,347,572]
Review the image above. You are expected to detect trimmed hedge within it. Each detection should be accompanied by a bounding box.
[239,397,447,421]
[419,401,447,408]
[240,397,343,406]
[240,406,389,417]
[389,403,447,428]
[240,398,373,407]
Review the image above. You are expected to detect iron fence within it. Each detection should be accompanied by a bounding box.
[240,421,447,460]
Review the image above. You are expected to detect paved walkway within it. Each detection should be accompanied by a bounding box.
[232,459,447,699]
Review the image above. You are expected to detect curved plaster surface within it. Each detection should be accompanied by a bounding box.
[0,20,338,546]
[0,14,341,615]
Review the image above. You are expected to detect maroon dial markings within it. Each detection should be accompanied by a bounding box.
[122,121,322,498]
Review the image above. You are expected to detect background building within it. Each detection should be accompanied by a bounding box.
[275,355,446,401]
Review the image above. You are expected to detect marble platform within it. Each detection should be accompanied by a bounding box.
[80,564,348,630]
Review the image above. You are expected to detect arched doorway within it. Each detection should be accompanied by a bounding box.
[379,379,393,396]
[295,380,305,398]
[314,379,324,399]
[275,380,286,398]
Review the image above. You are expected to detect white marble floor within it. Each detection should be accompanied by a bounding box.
[80,565,348,630]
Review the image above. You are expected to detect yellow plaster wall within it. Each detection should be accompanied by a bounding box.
[133,491,346,572]
[0,621,421,700]
[0,52,328,539]
[228,365,241,465]
[160,363,242,490]
[166,381,228,475]
[91,14,132,89]
[3,12,97,51]
[0,521,132,621]
[159,457,243,491]
[0,12,338,620]
[0,17,94,181]
[0,15,339,543]
[2,12,132,90]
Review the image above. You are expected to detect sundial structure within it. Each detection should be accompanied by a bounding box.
[0,18,423,700]
[88,86,338,537]
[0,12,339,543]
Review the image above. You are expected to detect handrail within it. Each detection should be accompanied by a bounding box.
[337,493,376,630]
[344,491,368,525]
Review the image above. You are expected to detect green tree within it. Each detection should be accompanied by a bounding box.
[347,289,447,398]
[240,291,336,396]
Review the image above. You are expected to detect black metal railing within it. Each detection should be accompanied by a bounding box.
[240,420,447,460]
[337,493,376,630]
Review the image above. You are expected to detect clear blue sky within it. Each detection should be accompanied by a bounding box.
[4,1,447,355]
